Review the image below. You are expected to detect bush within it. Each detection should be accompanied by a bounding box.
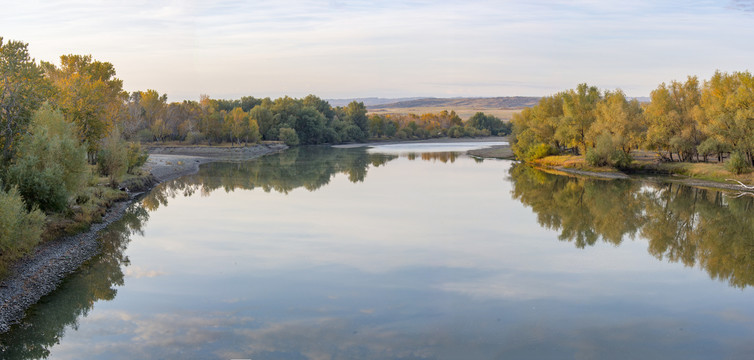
[278,127,300,146]
[98,130,128,182]
[184,131,205,145]
[136,128,154,143]
[609,149,633,169]
[585,133,632,168]
[726,151,750,175]
[126,142,149,174]
[7,106,88,212]
[0,185,45,269]
[526,143,556,161]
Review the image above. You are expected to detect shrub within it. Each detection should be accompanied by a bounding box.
[726,151,750,175]
[585,133,632,168]
[343,125,365,142]
[126,142,149,174]
[278,127,300,146]
[136,128,154,143]
[0,185,45,270]
[98,130,128,182]
[184,131,205,145]
[7,106,88,212]
[609,149,633,169]
[526,143,556,161]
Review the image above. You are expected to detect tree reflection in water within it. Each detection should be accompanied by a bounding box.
[509,163,754,288]
[0,205,148,359]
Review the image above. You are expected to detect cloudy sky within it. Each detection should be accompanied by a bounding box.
[2,0,753,101]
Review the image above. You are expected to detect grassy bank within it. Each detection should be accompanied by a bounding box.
[531,154,754,187]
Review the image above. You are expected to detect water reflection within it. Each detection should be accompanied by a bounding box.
[509,163,754,288]
[0,205,148,358]
[142,147,397,211]
[4,147,754,359]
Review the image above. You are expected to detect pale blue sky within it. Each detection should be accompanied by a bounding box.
[2,0,753,101]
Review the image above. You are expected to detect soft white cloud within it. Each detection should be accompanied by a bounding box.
[1,0,753,100]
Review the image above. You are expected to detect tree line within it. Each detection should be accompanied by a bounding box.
[120,92,511,147]
[511,71,754,172]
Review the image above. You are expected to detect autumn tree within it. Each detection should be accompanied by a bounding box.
[590,90,645,154]
[644,77,704,161]
[561,83,601,154]
[701,71,754,165]
[42,55,125,162]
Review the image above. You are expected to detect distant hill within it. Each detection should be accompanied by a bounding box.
[368,97,540,109]
[326,97,424,107]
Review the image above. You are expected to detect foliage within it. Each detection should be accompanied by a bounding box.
[527,143,557,161]
[0,184,45,271]
[97,129,128,182]
[467,112,509,135]
[0,37,50,163]
[697,137,730,162]
[585,133,632,168]
[7,106,88,212]
[278,127,300,146]
[42,54,125,162]
[126,142,149,174]
[726,152,750,175]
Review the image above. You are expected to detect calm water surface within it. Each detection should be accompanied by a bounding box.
[3,144,754,359]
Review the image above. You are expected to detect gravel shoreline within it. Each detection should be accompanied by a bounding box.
[0,143,287,333]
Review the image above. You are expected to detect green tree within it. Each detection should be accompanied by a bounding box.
[0,37,49,163]
[7,105,88,212]
[561,83,601,154]
[0,184,45,271]
[278,127,300,146]
[344,101,369,134]
[369,115,385,137]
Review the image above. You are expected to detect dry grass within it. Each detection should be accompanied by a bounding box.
[653,162,754,184]
[368,107,521,121]
[533,155,624,173]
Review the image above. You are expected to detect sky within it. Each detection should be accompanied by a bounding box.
[2,0,754,101]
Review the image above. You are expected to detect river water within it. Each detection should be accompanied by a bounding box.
[2,143,754,359]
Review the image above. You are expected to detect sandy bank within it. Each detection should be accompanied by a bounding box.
[0,143,287,333]
[333,136,509,149]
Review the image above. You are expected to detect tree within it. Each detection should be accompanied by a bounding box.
[278,127,299,146]
[42,55,125,163]
[344,101,368,134]
[701,71,754,165]
[226,107,250,145]
[561,83,601,154]
[250,105,275,140]
[590,90,645,154]
[467,112,505,135]
[645,77,704,161]
[7,105,87,212]
[369,115,385,137]
[0,37,49,163]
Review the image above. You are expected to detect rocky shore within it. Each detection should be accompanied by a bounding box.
[0,143,287,333]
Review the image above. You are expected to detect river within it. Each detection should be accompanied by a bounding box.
[2,143,754,359]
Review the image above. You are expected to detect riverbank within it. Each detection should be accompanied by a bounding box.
[332,136,515,159]
[522,154,754,193]
[0,143,287,333]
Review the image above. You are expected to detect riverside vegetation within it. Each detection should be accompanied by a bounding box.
[0,36,510,277]
[511,73,754,184]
